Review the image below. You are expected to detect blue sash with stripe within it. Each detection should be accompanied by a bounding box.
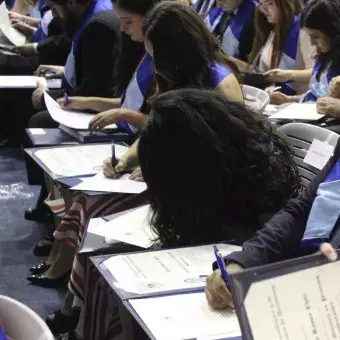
[204,4,224,31]
[62,0,113,89]
[275,16,300,96]
[302,59,340,102]
[32,9,53,43]
[221,0,256,58]
[117,54,153,135]
[208,62,232,88]
[300,159,340,253]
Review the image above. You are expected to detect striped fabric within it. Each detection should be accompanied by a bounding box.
[46,185,148,312]
[76,261,123,340]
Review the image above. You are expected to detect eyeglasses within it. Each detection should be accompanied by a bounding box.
[257,0,275,12]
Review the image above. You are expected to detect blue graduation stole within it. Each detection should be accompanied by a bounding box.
[275,15,300,96]
[31,0,47,42]
[31,9,52,43]
[208,62,232,88]
[117,54,153,135]
[221,0,256,58]
[194,0,214,19]
[0,328,7,340]
[302,59,340,102]
[62,0,113,89]
[204,4,224,32]
[300,159,340,253]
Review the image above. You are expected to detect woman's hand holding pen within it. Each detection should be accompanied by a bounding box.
[206,243,337,310]
[205,263,243,310]
[57,96,91,111]
[103,156,124,178]
[103,157,144,181]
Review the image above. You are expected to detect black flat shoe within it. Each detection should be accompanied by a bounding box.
[27,273,70,288]
[46,310,80,335]
[33,234,55,257]
[24,205,52,222]
[29,261,51,274]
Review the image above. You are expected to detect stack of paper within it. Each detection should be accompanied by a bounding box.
[33,144,128,178]
[269,103,324,121]
[70,172,147,194]
[0,3,26,46]
[87,205,155,248]
[44,92,117,130]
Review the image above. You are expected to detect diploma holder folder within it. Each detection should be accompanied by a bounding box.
[91,250,242,340]
[24,143,116,196]
[91,242,235,301]
[59,124,133,144]
[229,250,340,340]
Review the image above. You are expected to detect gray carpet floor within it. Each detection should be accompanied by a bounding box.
[0,146,64,317]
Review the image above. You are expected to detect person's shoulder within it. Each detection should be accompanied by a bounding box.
[85,10,120,31]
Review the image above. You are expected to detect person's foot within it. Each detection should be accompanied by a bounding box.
[24,204,52,222]
[46,310,80,335]
[29,261,51,275]
[27,272,70,288]
[33,234,54,257]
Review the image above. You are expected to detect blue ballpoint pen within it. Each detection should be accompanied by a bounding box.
[213,245,229,287]
[64,92,71,105]
[111,141,117,165]
[41,70,56,77]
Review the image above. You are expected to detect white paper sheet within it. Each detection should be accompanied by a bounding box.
[44,92,117,130]
[0,76,47,88]
[269,103,324,121]
[244,261,340,340]
[70,172,147,194]
[103,205,156,247]
[29,128,46,135]
[263,104,280,116]
[87,217,108,234]
[103,243,241,294]
[46,78,62,89]
[303,139,335,170]
[33,144,128,177]
[129,293,241,340]
[0,3,26,46]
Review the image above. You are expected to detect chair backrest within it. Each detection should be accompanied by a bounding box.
[0,295,54,340]
[278,123,339,188]
[242,85,270,114]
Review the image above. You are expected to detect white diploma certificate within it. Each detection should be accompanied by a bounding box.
[128,292,241,340]
[102,243,241,294]
[33,144,128,178]
[243,260,340,340]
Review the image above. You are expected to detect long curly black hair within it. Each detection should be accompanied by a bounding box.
[138,89,301,246]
